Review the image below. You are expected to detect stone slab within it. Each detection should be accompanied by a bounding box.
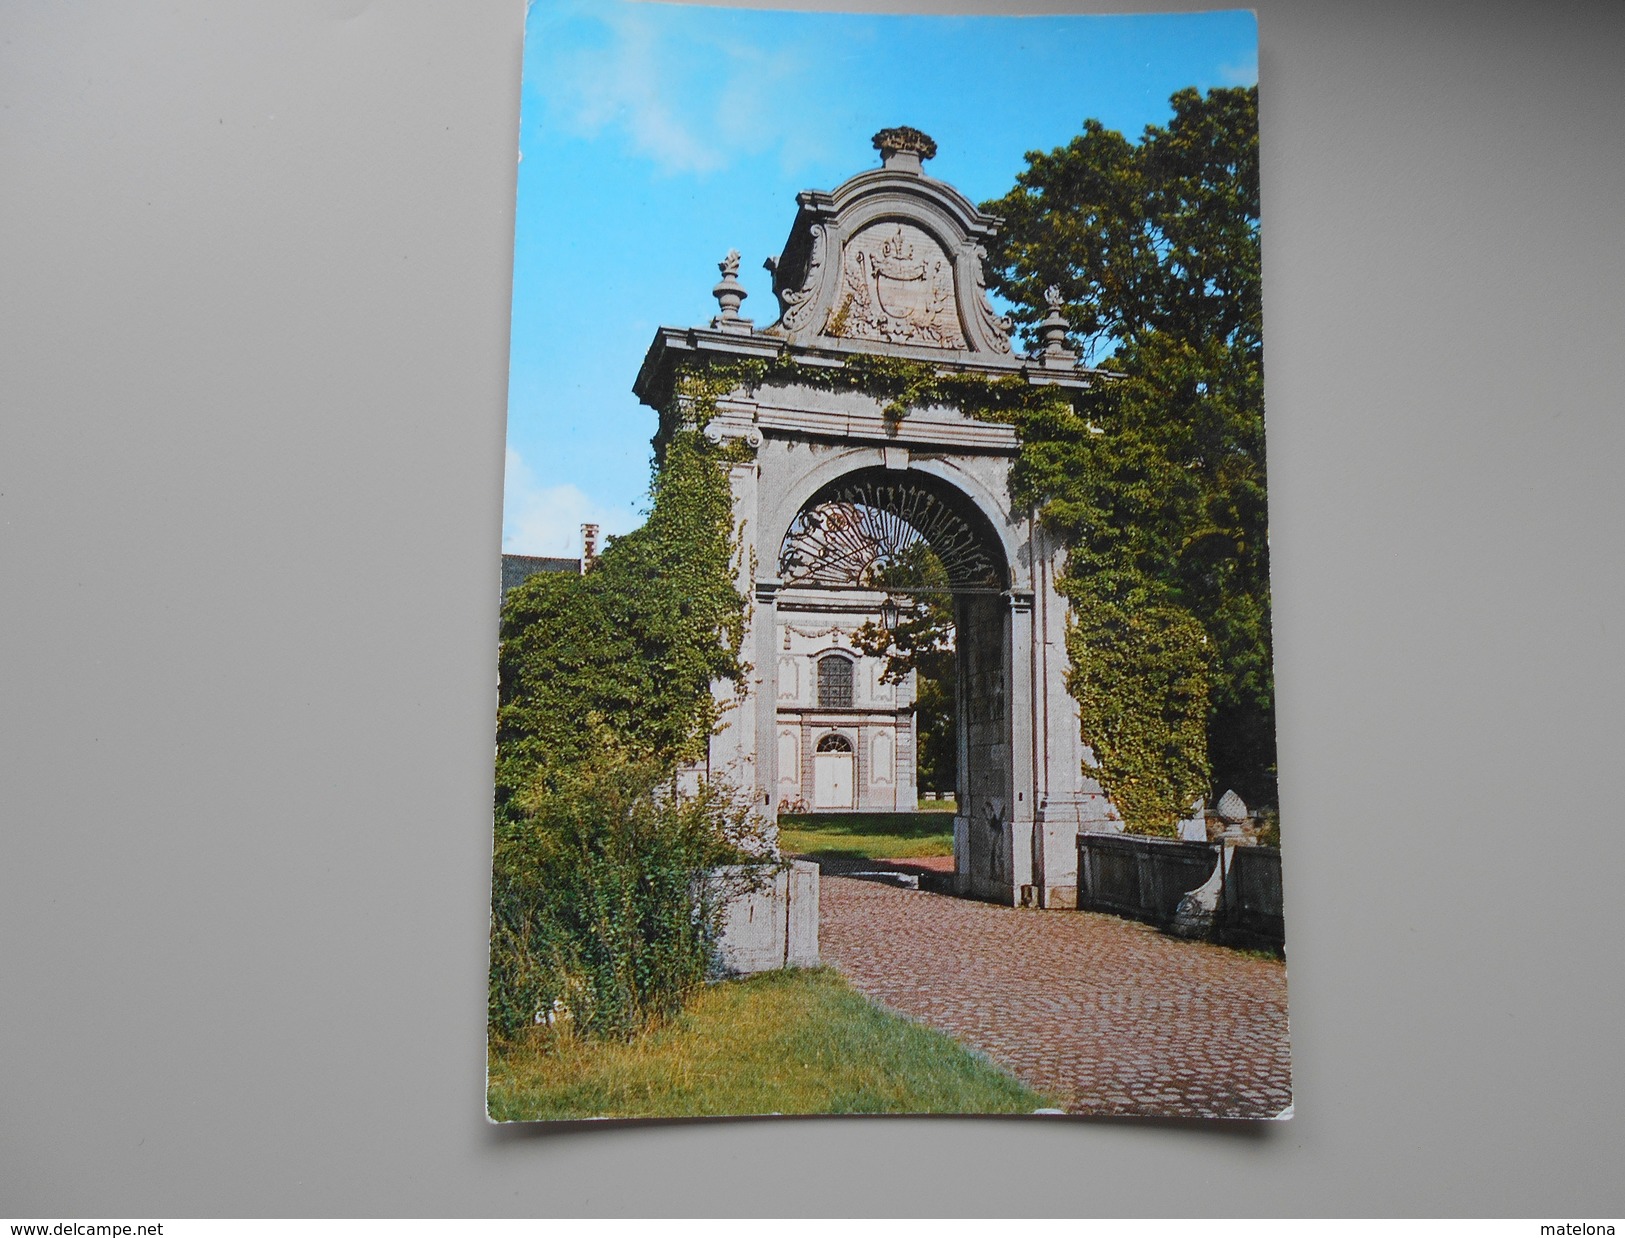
[713,859,820,975]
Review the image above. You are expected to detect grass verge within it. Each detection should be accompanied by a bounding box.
[487,967,1054,1119]
[777,811,954,861]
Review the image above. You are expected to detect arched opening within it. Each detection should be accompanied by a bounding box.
[774,467,1014,885]
[778,468,1007,593]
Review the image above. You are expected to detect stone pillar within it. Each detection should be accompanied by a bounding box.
[709,459,762,805]
[1028,520,1115,906]
[955,590,1017,902]
[754,578,782,846]
[1008,588,1038,907]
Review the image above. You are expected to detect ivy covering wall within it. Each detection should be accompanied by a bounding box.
[490,427,757,1041]
[495,429,747,828]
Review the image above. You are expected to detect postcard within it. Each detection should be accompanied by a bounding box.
[490,0,1288,1121]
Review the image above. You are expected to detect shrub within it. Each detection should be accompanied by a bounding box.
[1064,592,1211,835]
[490,424,759,1043]
[489,739,772,1043]
[493,429,747,834]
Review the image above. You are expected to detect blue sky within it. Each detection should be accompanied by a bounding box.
[503,0,1257,556]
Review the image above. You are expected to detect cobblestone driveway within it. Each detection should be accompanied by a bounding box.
[817,870,1293,1119]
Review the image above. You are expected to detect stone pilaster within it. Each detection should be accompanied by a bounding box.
[1007,587,1038,906]
[753,577,781,843]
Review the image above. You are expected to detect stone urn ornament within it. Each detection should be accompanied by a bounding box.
[710,249,752,332]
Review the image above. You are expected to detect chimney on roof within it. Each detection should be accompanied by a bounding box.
[580,523,599,573]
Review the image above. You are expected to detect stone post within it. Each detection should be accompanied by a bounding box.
[1008,588,1038,906]
[708,458,761,800]
[754,577,782,846]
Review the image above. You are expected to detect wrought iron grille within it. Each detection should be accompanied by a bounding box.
[777,478,1000,589]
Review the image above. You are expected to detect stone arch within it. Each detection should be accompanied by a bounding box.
[779,467,1009,592]
[765,453,1030,891]
[635,127,1116,905]
[762,450,1024,590]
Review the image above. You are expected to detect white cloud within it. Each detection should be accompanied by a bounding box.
[536,2,824,177]
[1218,54,1259,87]
[502,447,643,557]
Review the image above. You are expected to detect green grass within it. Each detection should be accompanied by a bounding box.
[777,811,954,861]
[487,967,1054,1119]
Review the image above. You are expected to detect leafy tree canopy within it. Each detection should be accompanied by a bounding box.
[988,85,1260,365]
[494,430,747,829]
[983,85,1276,816]
[850,545,959,794]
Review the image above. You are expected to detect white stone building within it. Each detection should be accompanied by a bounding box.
[772,590,918,813]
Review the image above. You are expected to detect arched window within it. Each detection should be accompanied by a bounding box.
[817,655,854,708]
[816,733,853,753]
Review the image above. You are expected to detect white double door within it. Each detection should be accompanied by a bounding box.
[813,750,855,809]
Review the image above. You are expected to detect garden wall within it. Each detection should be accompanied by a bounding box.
[1075,832,1284,950]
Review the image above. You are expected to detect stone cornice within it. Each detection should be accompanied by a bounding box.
[632,325,1099,412]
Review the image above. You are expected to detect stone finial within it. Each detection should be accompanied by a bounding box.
[872,126,937,173]
[710,249,753,333]
[1035,284,1077,365]
[1217,789,1249,825]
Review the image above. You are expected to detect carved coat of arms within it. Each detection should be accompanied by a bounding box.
[829,223,965,348]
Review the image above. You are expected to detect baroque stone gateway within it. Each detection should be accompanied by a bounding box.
[633,130,1126,908]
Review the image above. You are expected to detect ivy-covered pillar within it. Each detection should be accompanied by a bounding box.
[753,577,782,842]
[705,452,765,804]
[1031,520,1118,907]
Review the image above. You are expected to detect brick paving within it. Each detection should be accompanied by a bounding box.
[817,869,1293,1119]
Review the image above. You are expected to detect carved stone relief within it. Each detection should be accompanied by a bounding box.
[783,623,850,643]
[826,222,965,348]
[969,244,1014,354]
[776,225,827,334]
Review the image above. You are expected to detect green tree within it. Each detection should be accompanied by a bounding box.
[850,544,958,795]
[489,427,762,1042]
[983,85,1276,816]
[494,430,748,829]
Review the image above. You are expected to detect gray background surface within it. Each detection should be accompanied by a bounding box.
[4,0,1622,1218]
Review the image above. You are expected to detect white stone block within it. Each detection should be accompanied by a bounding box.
[712,860,820,975]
